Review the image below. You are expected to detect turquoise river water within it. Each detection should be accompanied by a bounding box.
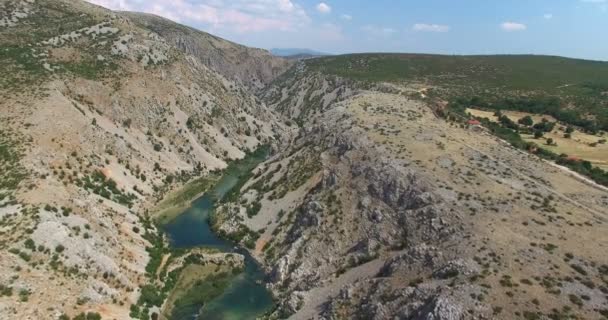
[162,151,274,320]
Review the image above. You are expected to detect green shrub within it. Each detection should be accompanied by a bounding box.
[139,284,163,307]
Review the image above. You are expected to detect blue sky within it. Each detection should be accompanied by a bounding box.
[89,0,608,61]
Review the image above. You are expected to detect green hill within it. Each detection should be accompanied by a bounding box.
[307,54,608,130]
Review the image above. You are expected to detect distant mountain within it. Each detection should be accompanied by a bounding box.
[270,48,331,58]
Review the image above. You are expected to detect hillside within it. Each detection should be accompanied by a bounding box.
[307,54,608,130]
[270,48,330,60]
[0,0,290,319]
[215,61,608,319]
[123,12,292,89]
[307,54,608,88]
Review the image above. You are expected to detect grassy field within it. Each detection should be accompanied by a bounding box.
[153,175,219,224]
[466,108,608,170]
[306,54,608,130]
[466,108,557,124]
[522,132,608,170]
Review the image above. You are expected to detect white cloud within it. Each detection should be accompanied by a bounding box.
[87,0,310,33]
[87,0,134,10]
[413,23,450,32]
[501,21,527,31]
[340,14,352,21]
[361,25,396,37]
[316,2,331,14]
[277,0,295,12]
[543,13,553,19]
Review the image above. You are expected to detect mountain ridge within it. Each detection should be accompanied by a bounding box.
[270,48,331,58]
[123,11,293,89]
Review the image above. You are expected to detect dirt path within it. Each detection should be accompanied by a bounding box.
[156,253,171,279]
[543,159,608,193]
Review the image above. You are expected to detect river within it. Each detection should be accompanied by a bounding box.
[162,149,274,320]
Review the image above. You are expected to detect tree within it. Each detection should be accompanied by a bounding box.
[565,126,575,134]
[139,284,163,306]
[73,312,102,320]
[86,313,102,320]
[582,161,593,171]
[534,130,544,139]
[533,120,556,133]
[24,238,35,250]
[499,115,519,130]
[518,115,534,126]
[564,133,572,139]
[547,138,555,146]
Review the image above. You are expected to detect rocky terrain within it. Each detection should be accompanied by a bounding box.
[121,12,292,90]
[1,1,608,320]
[0,0,289,319]
[215,64,608,319]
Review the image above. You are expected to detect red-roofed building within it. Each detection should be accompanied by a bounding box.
[468,119,481,126]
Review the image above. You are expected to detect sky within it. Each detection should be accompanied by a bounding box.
[87,0,608,61]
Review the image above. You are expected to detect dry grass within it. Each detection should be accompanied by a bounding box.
[346,91,608,319]
[523,132,608,169]
[466,108,557,123]
[467,108,608,169]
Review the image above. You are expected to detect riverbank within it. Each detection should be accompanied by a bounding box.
[152,175,220,225]
[158,248,245,319]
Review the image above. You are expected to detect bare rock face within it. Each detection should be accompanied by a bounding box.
[432,259,481,280]
[270,256,290,283]
[123,12,293,89]
[413,296,466,320]
[377,244,443,277]
[285,200,323,242]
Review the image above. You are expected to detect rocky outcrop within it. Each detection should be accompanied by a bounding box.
[218,99,466,318]
[124,12,292,89]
